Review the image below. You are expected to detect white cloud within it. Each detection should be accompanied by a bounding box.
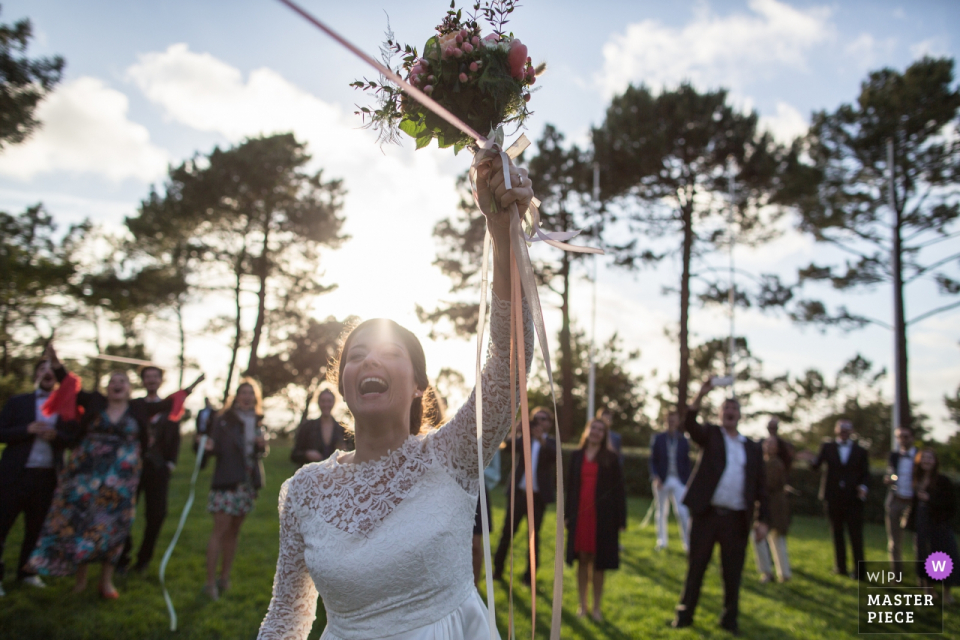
[759,101,808,143]
[845,33,897,70]
[910,37,949,60]
[597,0,833,96]
[125,43,477,366]
[0,77,169,182]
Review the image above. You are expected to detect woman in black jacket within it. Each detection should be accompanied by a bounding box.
[912,448,959,604]
[202,378,268,600]
[566,418,627,621]
[290,389,349,466]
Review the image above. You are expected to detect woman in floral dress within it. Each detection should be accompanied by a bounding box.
[26,345,200,598]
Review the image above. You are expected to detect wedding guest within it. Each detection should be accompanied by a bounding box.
[671,379,769,635]
[26,344,201,598]
[597,407,623,463]
[910,448,959,604]
[649,410,691,552]
[0,359,73,595]
[196,397,216,438]
[754,437,792,583]
[885,426,916,573]
[766,417,794,472]
[809,419,870,580]
[492,406,557,585]
[202,378,268,600]
[566,418,626,621]
[119,365,184,574]
[257,155,536,638]
[291,389,349,466]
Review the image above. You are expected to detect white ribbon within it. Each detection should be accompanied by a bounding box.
[159,434,207,632]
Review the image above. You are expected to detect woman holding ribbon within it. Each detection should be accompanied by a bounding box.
[202,378,269,600]
[257,154,534,640]
[26,344,201,598]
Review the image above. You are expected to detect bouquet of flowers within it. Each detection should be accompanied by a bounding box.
[351,0,543,153]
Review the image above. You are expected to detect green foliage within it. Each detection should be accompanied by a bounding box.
[780,56,960,328]
[0,7,64,148]
[592,83,788,408]
[0,204,87,403]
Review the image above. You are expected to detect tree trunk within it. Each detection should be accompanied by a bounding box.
[889,140,911,438]
[678,199,694,416]
[559,248,574,441]
[176,297,186,388]
[1,308,8,377]
[246,222,271,378]
[223,247,246,404]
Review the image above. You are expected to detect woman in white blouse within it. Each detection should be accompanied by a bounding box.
[257,155,535,640]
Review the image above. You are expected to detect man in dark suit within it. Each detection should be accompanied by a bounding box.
[650,410,691,552]
[671,379,769,635]
[0,360,74,595]
[492,406,557,585]
[119,365,183,574]
[810,419,870,579]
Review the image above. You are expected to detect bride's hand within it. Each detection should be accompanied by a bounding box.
[476,155,534,238]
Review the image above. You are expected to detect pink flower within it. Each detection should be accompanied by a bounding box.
[469,61,479,72]
[460,29,469,39]
[526,66,536,80]
[508,39,528,80]
[455,33,463,44]
[483,33,499,43]
[424,85,434,95]
[459,72,468,83]
[472,36,480,46]
[443,46,455,59]
[523,93,531,102]
[462,42,474,54]
[453,47,463,58]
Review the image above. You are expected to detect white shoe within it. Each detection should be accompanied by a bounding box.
[21,576,46,589]
[655,543,666,552]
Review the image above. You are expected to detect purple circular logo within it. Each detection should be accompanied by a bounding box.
[925,552,954,581]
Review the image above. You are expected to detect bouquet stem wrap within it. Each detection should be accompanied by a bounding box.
[277,3,602,637]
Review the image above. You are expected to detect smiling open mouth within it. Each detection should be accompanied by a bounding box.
[359,377,389,395]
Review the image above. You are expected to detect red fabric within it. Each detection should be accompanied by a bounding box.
[42,372,83,421]
[167,390,188,422]
[574,458,599,555]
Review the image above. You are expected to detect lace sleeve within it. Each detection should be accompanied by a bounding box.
[258,476,319,640]
[430,292,534,492]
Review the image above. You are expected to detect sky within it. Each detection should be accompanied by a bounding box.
[4,0,959,439]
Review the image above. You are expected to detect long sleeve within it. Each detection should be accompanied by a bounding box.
[258,477,319,640]
[290,421,313,466]
[430,292,534,491]
[681,409,709,448]
[0,397,31,444]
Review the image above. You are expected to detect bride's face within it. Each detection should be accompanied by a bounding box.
[342,324,419,427]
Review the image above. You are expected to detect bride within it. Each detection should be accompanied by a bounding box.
[257,155,535,640]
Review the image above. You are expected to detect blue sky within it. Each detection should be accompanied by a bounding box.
[4,0,959,438]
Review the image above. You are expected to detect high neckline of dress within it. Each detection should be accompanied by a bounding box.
[330,434,420,471]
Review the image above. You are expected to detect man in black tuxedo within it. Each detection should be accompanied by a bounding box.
[492,406,557,585]
[119,366,183,574]
[671,379,769,635]
[810,419,870,579]
[0,360,74,594]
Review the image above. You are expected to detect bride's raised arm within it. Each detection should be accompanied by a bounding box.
[429,155,536,489]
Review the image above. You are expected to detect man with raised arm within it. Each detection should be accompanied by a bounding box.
[671,379,769,636]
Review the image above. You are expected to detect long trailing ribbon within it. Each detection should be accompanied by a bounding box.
[276,2,602,638]
[159,434,208,632]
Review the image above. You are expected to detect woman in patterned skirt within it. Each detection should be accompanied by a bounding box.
[202,378,268,600]
[26,344,201,598]
[565,418,627,621]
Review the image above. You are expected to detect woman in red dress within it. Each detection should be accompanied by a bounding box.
[565,418,627,621]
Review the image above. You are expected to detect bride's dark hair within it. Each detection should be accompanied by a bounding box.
[329,319,441,435]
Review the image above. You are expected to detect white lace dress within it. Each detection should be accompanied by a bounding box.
[258,294,532,640]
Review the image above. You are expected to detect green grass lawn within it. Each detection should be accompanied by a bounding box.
[2,441,957,639]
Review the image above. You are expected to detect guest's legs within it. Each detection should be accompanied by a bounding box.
[136,463,170,570]
[667,478,691,551]
[219,514,245,587]
[206,512,231,591]
[848,501,866,579]
[769,530,792,581]
[99,562,117,595]
[827,502,847,574]
[73,563,88,593]
[0,479,25,583]
[576,553,591,616]
[717,515,749,631]
[18,469,56,580]
[885,494,906,571]
[676,513,716,625]
[753,534,773,580]
[493,491,525,576]
[592,567,605,620]
[526,494,546,580]
[654,482,668,548]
